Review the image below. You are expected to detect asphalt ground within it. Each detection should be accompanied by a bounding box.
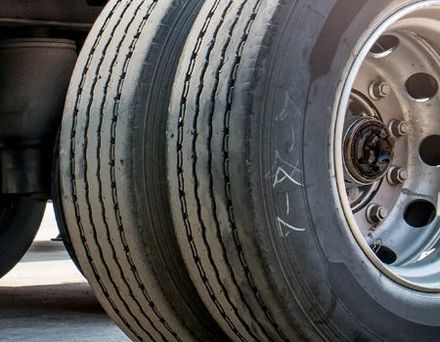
[0,205,128,341]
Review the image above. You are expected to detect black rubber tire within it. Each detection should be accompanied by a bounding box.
[52,132,81,272]
[166,0,440,341]
[0,198,45,277]
[60,0,227,341]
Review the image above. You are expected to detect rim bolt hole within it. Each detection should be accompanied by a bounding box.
[367,204,389,224]
[420,135,440,167]
[406,73,438,102]
[404,200,436,228]
[370,245,397,265]
[369,35,400,59]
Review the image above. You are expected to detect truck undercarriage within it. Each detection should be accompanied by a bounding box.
[0,1,439,341]
[0,1,103,198]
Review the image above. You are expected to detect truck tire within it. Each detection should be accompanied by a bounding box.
[0,198,45,277]
[59,0,227,341]
[166,0,440,341]
[52,132,81,272]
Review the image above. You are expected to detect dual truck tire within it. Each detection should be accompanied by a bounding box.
[58,0,440,341]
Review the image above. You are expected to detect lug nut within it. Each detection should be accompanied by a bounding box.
[367,204,389,224]
[370,80,391,100]
[387,166,408,185]
[389,120,408,137]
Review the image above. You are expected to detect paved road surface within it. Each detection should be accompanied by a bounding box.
[0,205,128,341]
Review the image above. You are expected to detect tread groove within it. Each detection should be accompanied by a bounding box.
[104,1,183,340]
[175,0,289,340]
[68,1,181,340]
[83,1,177,341]
[176,1,251,341]
[204,0,288,339]
[68,1,143,338]
[220,1,289,340]
[191,0,276,340]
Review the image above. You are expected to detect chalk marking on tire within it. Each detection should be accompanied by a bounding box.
[277,216,306,237]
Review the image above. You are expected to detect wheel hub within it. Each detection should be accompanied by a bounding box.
[335,3,440,292]
[345,118,394,184]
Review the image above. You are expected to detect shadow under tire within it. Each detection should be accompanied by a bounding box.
[59,0,227,341]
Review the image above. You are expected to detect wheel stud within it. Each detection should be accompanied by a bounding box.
[387,166,408,185]
[369,80,391,100]
[389,120,408,137]
[367,204,389,224]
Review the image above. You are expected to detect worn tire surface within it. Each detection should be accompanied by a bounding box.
[60,0,226,341]
[52,132,81,272]
[61,0,440,341]
[166,0,440,341]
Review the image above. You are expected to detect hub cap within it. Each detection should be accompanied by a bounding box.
[335,3,440,291]
[344,117,394,184]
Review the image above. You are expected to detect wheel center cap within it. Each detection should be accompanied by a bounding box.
[344,118,395,184]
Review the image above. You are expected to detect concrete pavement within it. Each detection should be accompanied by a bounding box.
[0,205,129,341]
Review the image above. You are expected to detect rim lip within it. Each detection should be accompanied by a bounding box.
[332,1,440,293]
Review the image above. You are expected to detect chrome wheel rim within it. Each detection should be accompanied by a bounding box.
[334,2,440,292]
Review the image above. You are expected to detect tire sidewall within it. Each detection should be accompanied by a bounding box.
[249,0,440,339]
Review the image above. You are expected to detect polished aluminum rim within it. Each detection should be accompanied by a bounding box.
[334,2,440,292]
